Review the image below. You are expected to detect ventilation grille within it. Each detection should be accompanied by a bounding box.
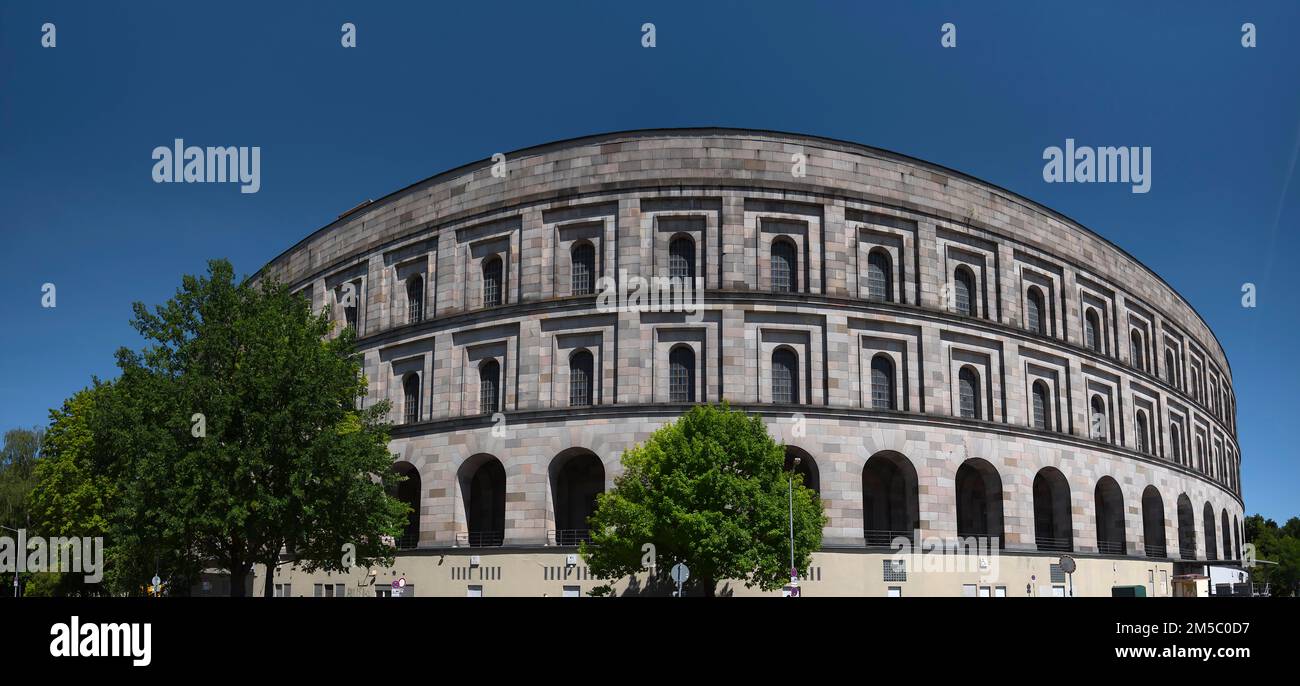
[452,566,502,581]
[1050,564,1066,583]
[883,559,907,582]
[544,566,593,581]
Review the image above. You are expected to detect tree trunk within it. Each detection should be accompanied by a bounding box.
[263,562,276,598]
[229,560,249,598]
[701,576,715,598]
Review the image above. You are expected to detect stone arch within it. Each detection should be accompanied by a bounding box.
[457,453,506,547]
[1033,467,1073,552]
[955,458,1005,548]
[548,448,604,546]
[1141,486,1167,557]
[862,450,919,546]
[1094,476,1127,555]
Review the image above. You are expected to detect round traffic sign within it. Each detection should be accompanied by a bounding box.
[670,562,690,584]
[398,577,406,588]
[152,575,161,587]
[1059,555,1076,574]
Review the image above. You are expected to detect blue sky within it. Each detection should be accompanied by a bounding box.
[1,1,1297,521]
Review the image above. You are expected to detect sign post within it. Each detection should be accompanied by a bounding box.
[1059,555,1077,597]
[670,563,689,598]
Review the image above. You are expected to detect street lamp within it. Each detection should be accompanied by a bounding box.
[788,456,800,593]
[1,525,19,598]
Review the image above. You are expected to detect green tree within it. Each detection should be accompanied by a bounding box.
[0,427,44,526]
[0,426,44,596]
[24,381,172,596]
[108,258,409,596]
[1244,513,1300,597]
[581,404,824,597]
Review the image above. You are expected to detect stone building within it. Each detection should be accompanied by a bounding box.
[252,129,1243,597]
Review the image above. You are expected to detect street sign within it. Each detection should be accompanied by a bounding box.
[152,575,161,587]
[397,577,406,588]
[1059,556,1077,597]
[670,562,689,597]
[391,579,400,590]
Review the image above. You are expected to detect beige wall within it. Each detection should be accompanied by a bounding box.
[254,549,1177,598]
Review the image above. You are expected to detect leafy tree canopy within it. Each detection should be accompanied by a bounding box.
[1245,514,1300,597]
[25,258,409,596]
[582,403,824,597]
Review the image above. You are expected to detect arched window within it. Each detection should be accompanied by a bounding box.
[407,275,424,324]
[1189,368,1200,402]
[1234,515,1241,561]
[1170,424,1183,464]
[862,451,920,546]
[870,354,895,410]
[1142,486,1167,558]
[772,348,799,404]
[1084,308,1102,352]
[1031,380,1050,430]
[392,462,421,549]
[1135,410,1150,454]
[402,373,421,425]
[479,360,500,415]
[1026,286,1046,335]
[1164,350,1177,386]
[569,350,593,407]
[958,366,980,419]
[1130,330,1146,372]
[1033,468,1073,552]
[482,256,503,308]
[339,282,360,332]
[1177,495,1197,560]
[866,249,893,302]
[669,346,695,403]
[1196,438,1206,473]
[668,235,696,305]
[784,446,820,494]
[1203,502,1218,561]
[461,456,506,547]
[954,266,976,317]
[1095,477,1127,555]
[1221,510,1232,560]
[955,459,1005,547]
[669,236,695,281]
[1090,395,1108,441]
[550,450,604,546]
[571,243,595,296]
[771,238,797,293]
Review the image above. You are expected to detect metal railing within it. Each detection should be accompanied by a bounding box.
[395,532,419,550]
[1144,543,1167,558]
[863,529,916,547]
[548,529,593,546]
[455,531,505,547]
[1095,540,1127,555]
[1035,536,1074,553]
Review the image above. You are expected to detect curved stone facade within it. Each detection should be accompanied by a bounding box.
[255,129,1243,596]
